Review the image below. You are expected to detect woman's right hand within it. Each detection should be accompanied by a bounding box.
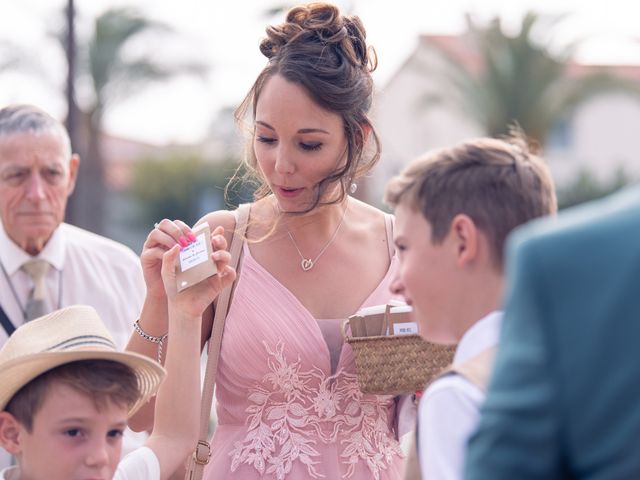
[140,219,196,301]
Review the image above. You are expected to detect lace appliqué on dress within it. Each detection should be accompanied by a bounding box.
[229,340,403,480]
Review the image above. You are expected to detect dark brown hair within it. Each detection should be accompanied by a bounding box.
[385,134,557,269]
[5,360,139,432]
[232,2,380,212]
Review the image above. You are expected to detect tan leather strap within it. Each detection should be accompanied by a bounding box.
[403,350,496,480]
[444,346,498,392]
[184,203,251,480]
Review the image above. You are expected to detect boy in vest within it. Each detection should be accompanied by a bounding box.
[0,237,235,479]
[385,135,557,479]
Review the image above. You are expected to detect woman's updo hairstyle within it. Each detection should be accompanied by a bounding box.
[234,2,381,211]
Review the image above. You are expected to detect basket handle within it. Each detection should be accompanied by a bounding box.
[383,304,392,336]
[344,304,394,339]
[341,318,351,339]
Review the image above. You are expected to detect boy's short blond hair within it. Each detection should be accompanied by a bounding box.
[385,135,557,269]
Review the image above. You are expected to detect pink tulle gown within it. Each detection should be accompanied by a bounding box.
[205,229,407,480]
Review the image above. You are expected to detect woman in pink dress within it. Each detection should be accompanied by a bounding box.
[128,3,412,478]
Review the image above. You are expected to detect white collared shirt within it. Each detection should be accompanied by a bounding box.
[0,222,144,348]
[418,310,503,480]
[0,221,147,468]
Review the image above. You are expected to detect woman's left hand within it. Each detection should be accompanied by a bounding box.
[160,226,236,319]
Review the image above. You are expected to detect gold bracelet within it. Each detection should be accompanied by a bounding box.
[133,318,168,363]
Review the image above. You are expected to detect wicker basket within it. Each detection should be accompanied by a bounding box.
[346,334,456,395]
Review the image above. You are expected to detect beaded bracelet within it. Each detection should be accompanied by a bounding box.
[133,318,168,363]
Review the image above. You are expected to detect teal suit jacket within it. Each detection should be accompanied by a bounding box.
[465,187,640,479]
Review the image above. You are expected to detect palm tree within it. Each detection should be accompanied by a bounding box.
[72,7,207,233]
[420,12,640,148]
[64,0,79,169]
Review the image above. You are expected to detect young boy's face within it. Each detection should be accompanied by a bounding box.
[13,382,127,480]
[392,204,457,343]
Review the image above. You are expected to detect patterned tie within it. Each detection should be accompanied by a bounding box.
[21,259,50,321]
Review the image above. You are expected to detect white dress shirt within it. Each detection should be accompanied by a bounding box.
[418,310,503,480]
[0,222,144,348]
[0,221,147,468]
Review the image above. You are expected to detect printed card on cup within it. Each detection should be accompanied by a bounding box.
[346,301,419,338]
[175,223,217,292]
[389,305,419,336]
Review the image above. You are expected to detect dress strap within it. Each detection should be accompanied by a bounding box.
[383,213,395,261]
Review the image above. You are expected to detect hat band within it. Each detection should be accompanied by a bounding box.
[45,335,117,353]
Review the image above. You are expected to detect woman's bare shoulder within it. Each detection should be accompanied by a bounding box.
[197,209,237,228]
[196,209,240,243]
[349,198,392,225]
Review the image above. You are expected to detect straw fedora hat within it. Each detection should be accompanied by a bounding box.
[0,305,165,416]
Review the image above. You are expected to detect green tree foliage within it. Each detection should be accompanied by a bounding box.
[556,167,634,210]
[423,12,640,147]
[71,7,208,233]
[130,155,254,228]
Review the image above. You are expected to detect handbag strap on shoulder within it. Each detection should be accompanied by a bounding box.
[185,203,251,479]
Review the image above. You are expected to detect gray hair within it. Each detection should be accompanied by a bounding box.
[0,104,72,160]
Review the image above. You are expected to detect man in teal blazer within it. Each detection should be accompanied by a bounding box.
[465,187,640,479]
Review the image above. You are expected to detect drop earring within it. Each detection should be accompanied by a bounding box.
[349,182,358,194]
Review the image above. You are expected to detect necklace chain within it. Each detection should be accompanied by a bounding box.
[286,201,348,272]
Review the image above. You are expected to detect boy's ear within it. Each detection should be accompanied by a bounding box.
[0,412,23,455]
[449,214,479,267]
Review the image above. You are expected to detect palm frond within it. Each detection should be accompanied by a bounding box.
[86,7,209,117]
[419,11,640,145]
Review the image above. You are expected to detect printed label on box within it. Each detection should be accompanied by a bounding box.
[179,232,208,271]
[392,322,419,336]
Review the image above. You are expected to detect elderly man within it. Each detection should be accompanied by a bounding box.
[0,104,146,466]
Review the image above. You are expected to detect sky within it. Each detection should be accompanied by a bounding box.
[1,0,639,145]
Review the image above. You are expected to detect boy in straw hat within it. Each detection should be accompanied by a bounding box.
[385,134,557,479]
[0,237,236,480]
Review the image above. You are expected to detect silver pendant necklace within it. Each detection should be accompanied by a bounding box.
[286,201,348,272]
